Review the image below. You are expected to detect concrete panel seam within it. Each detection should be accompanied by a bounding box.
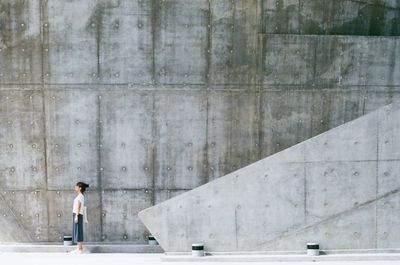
[97,93,104,241]
[375,105,380,248]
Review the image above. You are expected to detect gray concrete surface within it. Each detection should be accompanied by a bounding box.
[139,102,400,252]
[161,253,400,262]
[0,0,399,245]
[1,253,400,265]
[0,243,163,253]
[264,0,400,36]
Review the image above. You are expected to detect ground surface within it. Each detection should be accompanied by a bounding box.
[0,253,400,265]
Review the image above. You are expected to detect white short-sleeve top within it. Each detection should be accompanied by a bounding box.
[72,193,85,215]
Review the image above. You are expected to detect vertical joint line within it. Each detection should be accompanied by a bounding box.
[231,1,236,69]
[256,90,262,160]
[151,0,157,84]
[312,37,317,83]
[40,0,50,242]
[362,88,367,115]
[260,0,265,34]
[206,0,212,86]
[204,93,210,183]
[304,161,307,223]
[204,0,212,183]
[40,0,45,85]
[257,0,264,161]
[298,0,301,34]
[151,96,156,205]
[375,111,379,248]
[234,207,238,251]
[95,9,102,77]
[97,94,104,240]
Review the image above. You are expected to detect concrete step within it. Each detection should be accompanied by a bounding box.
[0,243,164,253]
[161,253,400,262]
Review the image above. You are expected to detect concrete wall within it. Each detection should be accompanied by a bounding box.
[0,0,399,243]
[139,101,400,252]
[264,0,400,35]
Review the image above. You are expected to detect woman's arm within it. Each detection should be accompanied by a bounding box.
[74,201,81,223]
[77,201,81,214]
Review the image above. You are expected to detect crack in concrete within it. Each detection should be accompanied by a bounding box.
[0,192,34,241]
[257,187,400,248]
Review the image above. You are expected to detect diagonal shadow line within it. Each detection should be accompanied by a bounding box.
[0,192,34,242]
[257,187,400,247]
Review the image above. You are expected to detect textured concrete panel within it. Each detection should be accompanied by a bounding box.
[263,0,299,34]
[304,110,378,162]
[306,161,377,223]
[378,101,400,160]
[46,0,98,84]
[48,190,101,242]
[0,91,45,190]
[366,38,400,86]
[154,91,208,189]
[0,192,33,242]
[139,102,399,252]
[234,163,305,251]
[227,92,261,171]
[1,190,48,242]
[263,35,315,85]
[154,189,188,205]
[210,0,261,85]
[260,89,313,156]
[378,161,400,196]
[263,35,399,87]
[314,37,368,86]
[154,0,208,85]
[100,91,153,189]
[102,190,152,242]
[0,0,42,85]
[308,89,366,136]
[260,88,365,157]
[264,0,400,36]
[46,0,153,84]
[261,203,377,251]
[377,192,400,248]
[207,91,260,179]
[97,0,153,84]
[140,176,239,252]
[364,88,400,113]
[45,90,99,190]
[259,142,305,165]
[299,0,371,35]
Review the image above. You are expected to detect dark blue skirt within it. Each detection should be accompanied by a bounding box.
[72,213,84,243]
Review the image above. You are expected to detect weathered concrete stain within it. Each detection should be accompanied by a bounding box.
[265,0,400,35]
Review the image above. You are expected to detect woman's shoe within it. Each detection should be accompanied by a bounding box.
[69,249,83,254]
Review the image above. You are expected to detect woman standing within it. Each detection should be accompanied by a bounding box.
[70,181,89,254]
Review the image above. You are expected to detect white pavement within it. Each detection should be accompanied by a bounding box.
[0,253,400,265]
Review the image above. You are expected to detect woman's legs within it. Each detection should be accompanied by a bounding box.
[72,213,84,251]
[77,214,84,251]
[72,213,77,245]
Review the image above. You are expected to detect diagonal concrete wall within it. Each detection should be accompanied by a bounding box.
[139,101,400,252]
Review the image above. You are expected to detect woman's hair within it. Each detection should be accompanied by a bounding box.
[76,182,89,194]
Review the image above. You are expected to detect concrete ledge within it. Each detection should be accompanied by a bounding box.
[161,253,400,262]
[0,243,164,253]
[164,248,400,256]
